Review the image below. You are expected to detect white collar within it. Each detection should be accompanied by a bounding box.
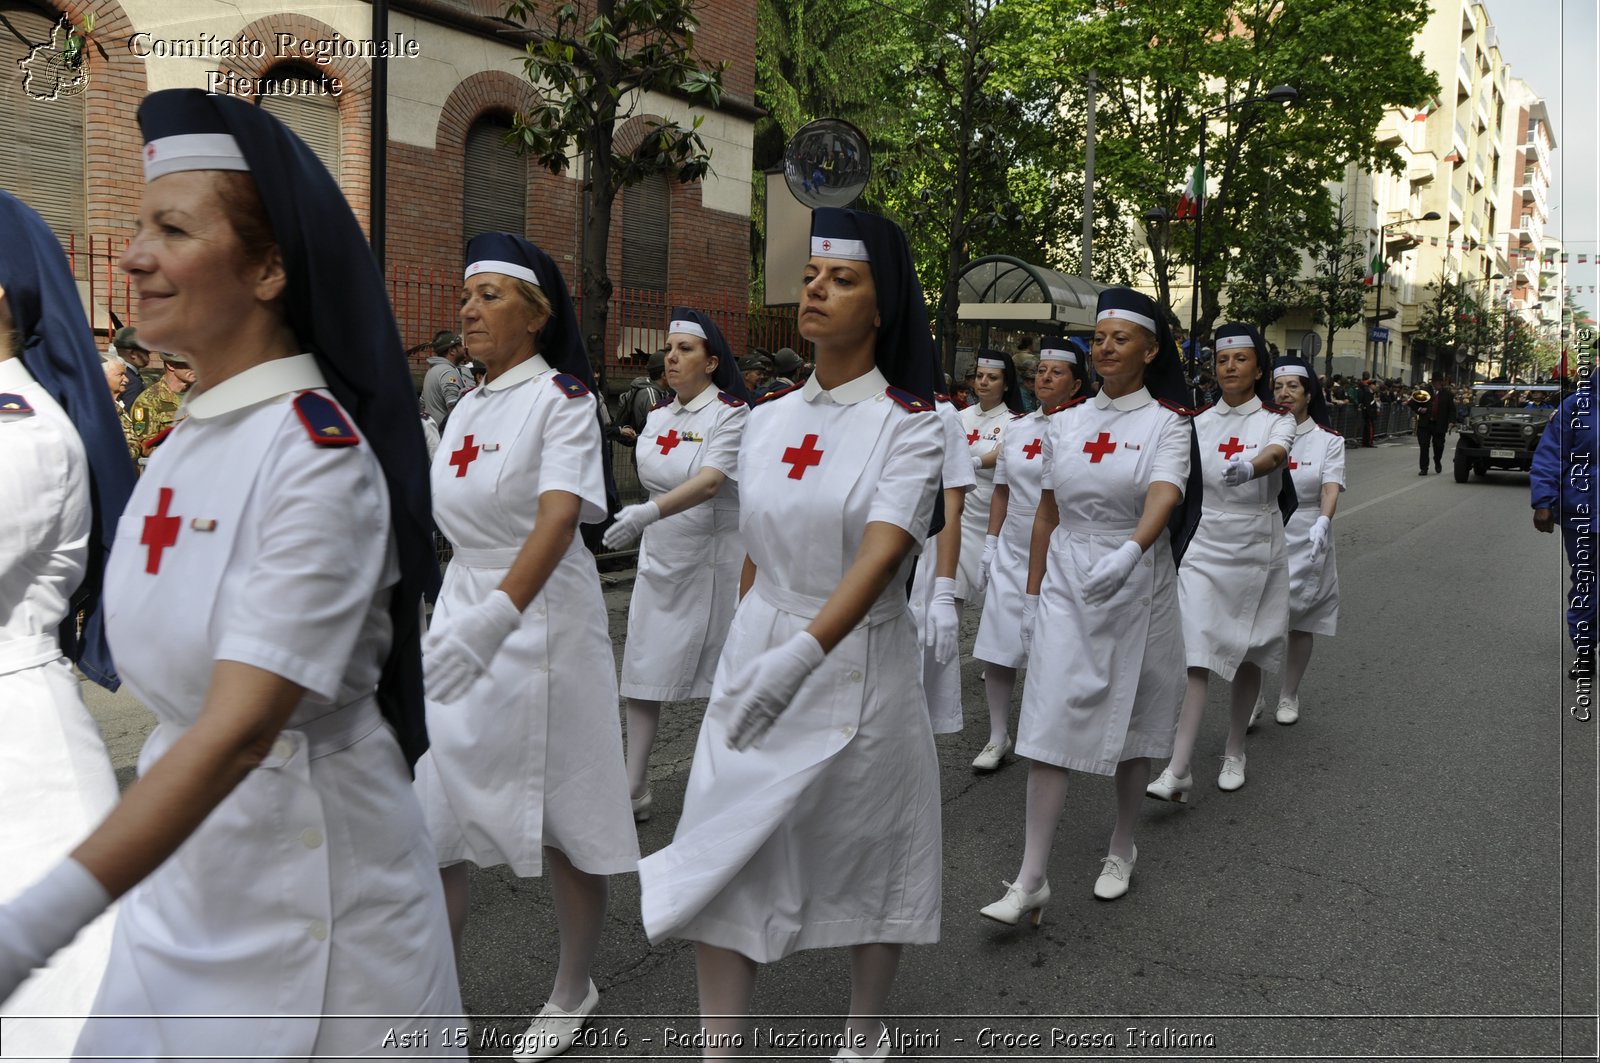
[673,385,718,413]
[0,357,36,390]
[484,353,553,393]
[1294,416,1316,436]
[1219,394,1263,416]
[801,365,889,407]
[972,401,1009,419]
[185,353,326,420]
[1092,386,1153,412]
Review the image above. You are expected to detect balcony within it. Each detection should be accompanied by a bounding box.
[1407,149,1438,185]
[1471,153,1486,186]
[1453,121,1470,158]
[1375,112,1405,147]
[1458,51,1474,91]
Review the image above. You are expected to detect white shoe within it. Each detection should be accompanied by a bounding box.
[978,878,1050,926]
[1145,768,1192,804]
[1217,754,1247,792]
[513,980,599,1061]
[631,788,652,822]
[1093,845,1136,900]
[971,735,1012,772]
[1247,692,1266,733]
[1275,694,1300,725]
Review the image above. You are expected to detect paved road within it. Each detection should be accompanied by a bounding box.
[82,435,1597,1060]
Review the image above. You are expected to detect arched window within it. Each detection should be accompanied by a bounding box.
[256,64,342,183]
[622,173,670,291]
[463,115,526,240]
[0,1,87,242]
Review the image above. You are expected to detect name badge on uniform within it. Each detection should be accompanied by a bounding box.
[682,431,705,443]
[190,518,218,532]
[479,443,501,452]
[1122,441,1142,451]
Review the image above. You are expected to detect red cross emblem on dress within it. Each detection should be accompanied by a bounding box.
[1218,436,1245,460]
[656,429,683,456]
[142,487,181,574]
[1082,432,1116,463]
[449,434,481,478]
[1022,438,1043,460]
[966,430,980,445]
[782,434,825,480]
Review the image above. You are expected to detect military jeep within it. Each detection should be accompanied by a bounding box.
[1453,384,1561,482]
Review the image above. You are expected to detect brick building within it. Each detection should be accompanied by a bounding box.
[0,0,760,378]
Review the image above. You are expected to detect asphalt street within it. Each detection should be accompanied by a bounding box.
[80,432,1598,1061]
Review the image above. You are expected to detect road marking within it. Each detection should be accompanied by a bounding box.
[1339,477,1437,519]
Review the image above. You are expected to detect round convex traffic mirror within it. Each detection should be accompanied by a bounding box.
[783,118,872,209]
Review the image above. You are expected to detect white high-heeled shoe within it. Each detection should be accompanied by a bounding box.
[1275,694,1300,725]
[979,879,1050,926]
[1093,845,1137,901]
[1145,767,1192,804]
[1217,754,1247,792]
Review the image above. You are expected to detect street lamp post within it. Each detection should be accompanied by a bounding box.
[1185,84,1296,402]
[1370,210,1441,380]
[1143,206,1173,310]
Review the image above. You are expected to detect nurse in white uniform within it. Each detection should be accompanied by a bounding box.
[1148,323,1296,801]
[637,208,944,1061]
[1259,356,1344,725]
[979,289,1200,920]
[969,338,1086,771]
[905,391,976,735]
[1,89,462,1056]
[0,190,135,1060]
[603,307,751,819]
[418,232,637,1061]
[957,350,1025,607]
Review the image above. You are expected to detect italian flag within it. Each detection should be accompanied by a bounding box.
[1175,161,1204,220]
[1362,253,1385,286]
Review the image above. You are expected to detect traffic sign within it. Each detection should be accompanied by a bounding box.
[1369,327,1391,343]
[1301,332,1323,358]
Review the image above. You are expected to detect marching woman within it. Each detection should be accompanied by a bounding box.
[0,191,135,1058]
[418,232,637,1059]
[602,307,751,820]
[638,208,944,1060]
[979,290,1199,918]
[956,350,1026,607]
[906,391,976,736]
[1260,356,1344,725]
[969,338,1086,771]
[1148,323,1295,801]
[1,89,461,1055]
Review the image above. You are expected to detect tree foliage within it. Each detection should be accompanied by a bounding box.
[503,0,726,384]
[1302,194,1369,378]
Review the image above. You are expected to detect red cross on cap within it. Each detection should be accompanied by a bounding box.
[822,239,832,251]
[145,144,156,160]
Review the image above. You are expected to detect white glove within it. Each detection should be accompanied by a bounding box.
[0,859,111,1001]
[601,501,662,550]
[972,534,998,595]
[969,453,984,472]
[926,576,960,665]
[725,631,827,751]
[1222,458,1255,486]
[1307,515,1331,561]
[1020,594,1040,656]
[1082,540,1143,606]
[423,589,523,703]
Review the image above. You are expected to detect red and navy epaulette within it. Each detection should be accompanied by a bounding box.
[717,390,747,408]
[935,393,951,404]
[552,373,590,399]
[0,393,35,415]
[292,391,359,447]
[755,381,802,406]
[885,385,933,412]
[1169,400,1208,417]
[1318,423,1343,437]
[1262,400,1291,416]
[1045,396,1086,416]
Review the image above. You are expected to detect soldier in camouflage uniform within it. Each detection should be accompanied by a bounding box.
[124,352,195,467]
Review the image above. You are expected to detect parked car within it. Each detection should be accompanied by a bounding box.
[1453,384,1562,482]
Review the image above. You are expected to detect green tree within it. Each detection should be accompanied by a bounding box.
[1305,196,1369,379]
[503,0,726,386]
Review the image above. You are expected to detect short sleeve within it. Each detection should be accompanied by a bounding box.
[702,404,747,480]
[865,410,943,536]
[531,387,608,524]
[1040,418,1056,489]
[1322,433,1347,490]
[1150,411,1192,496]
[213,425,390,701]
[1266,411,1296,453]
[940,405,977,490]
[0,417,78,590]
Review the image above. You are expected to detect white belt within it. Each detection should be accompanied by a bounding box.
[449,545,523,569]
[0,634,62,676]
[753,574,908,629]
[1065,519,1138,536]
[1204,500,1274,516]
[156,694,384,764]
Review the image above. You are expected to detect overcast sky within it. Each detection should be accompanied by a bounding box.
[1485,0,1596,318]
